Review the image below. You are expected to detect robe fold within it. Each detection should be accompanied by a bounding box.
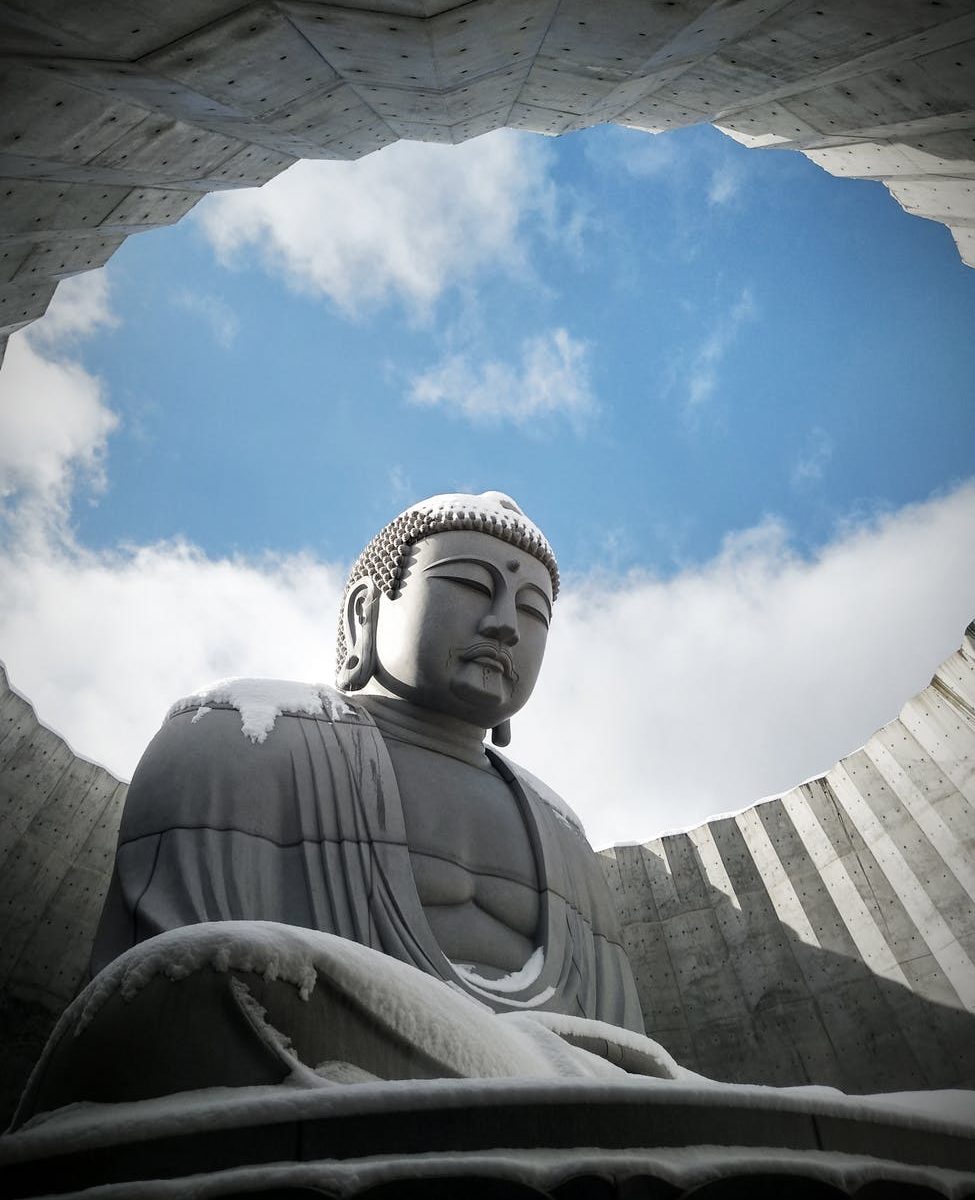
[92,690,644,1034]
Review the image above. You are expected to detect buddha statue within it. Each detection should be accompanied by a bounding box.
[7,496,965,1198]
[13,493,650,1121]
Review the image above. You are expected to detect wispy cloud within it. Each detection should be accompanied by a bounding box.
[387,465,413,507]
[174,289,240,349]
[586,126,747,214]
[595,127,680,179]
[707,163,742,207]
[792,426,833,486]
[196,131,566,320]
[408,328,595,430]
[679,288,755,425]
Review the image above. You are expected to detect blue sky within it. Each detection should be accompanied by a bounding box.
[1,122,973,846]
[67,125,975,571]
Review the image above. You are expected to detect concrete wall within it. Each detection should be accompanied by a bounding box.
[1,0,974,358]
[0,663,127,1121]
[602,621,975,1093]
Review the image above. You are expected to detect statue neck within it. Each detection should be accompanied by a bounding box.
[357,694,492,771]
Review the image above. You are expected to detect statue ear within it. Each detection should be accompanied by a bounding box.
[337,578,380,692]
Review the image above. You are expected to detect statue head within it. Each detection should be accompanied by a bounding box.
[336,492,559,741]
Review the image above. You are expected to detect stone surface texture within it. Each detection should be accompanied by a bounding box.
[602,621,975,1093]
[1,0,975,362]
[0,662,127,1122]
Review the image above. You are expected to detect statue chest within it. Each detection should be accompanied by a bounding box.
[381,740,541,973]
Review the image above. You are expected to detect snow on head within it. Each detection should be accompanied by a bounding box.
[404,491,546,544]
[396,491,560,599]
[168,678,355,742]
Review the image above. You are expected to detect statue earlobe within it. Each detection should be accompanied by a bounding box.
[491,720,511,747]
[337,578,380,692]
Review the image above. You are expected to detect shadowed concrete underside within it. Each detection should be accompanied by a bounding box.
[1,624,973,1121]
[1,0,975,356]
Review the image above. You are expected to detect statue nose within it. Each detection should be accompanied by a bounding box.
[478,611,519,646]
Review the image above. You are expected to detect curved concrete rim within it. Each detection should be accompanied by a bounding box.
[1,0,974,348]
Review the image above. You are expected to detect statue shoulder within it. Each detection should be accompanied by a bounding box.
[165,677,366,741]
[490,751,587,839]
[120,679,373,842]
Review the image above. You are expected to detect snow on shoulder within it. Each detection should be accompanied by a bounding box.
[168,678,356,743]
[506,758,585,837]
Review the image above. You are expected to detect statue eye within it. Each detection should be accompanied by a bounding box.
[436,573,492,598]
[517,602,549,629]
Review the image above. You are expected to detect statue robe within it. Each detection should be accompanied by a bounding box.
[92,690,644,1034]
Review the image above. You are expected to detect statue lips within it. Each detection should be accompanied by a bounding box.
[461,642,514,679]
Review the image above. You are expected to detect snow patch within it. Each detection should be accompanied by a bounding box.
[453,947,544,994]
[168,678,356,743]
[314,1061,380,1085]
[403,491,550,549]
[503,758,585,836]
[511,1011,692,1081]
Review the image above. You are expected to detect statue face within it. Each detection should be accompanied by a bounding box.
[369,530,553,727]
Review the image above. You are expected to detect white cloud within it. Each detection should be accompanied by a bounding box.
[599,127,680,179]
[0,274,119,523]
[2,480,972,853]
[707,163,742,207]
[792,426,833,486]
[679,287,755,424]
[0,337,117,513]
[516,483,975,848]
[174,289,240,349]
[589,127,745,212]
[387,465,414,507]
[0,536,344,777]
[0,302,343,775]
[29,269,118,346]
[196,131,560,318]
[408,328,595,429]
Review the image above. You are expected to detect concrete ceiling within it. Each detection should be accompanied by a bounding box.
[1,0,974,357]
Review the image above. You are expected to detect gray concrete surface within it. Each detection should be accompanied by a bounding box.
[0,662,127,1123]
[602,621,975,1093]
[1,0,974,344]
